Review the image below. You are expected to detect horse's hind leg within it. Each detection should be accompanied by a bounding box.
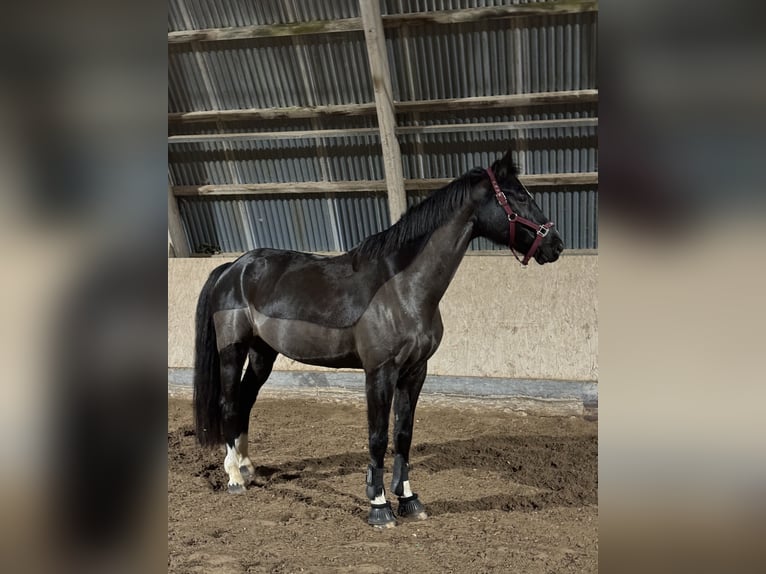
[236,342,277,483]
[392,361,428,520]
[219,342,249,494]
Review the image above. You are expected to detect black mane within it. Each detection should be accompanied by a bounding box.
[351,168,485,262]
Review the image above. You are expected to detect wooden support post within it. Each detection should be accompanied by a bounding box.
[168,186,191,257]
[359,0,407,223]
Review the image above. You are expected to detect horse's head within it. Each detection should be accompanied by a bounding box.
[473,151,564,265]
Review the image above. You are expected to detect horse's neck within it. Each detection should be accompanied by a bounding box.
[402,203,476,311]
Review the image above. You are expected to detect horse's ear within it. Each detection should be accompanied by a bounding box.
[490,150,518,180]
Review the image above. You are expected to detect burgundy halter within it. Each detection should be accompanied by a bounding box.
[485,167,555,266]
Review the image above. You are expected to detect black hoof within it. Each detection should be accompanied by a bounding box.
[368,503,396,529]
[398,494,427,520]
[227,483,246,494]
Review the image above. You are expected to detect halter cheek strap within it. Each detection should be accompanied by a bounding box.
[485,167,555,266]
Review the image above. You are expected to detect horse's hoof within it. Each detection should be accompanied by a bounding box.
[398,494,427,520]
[239,465,253,482]
[227,483,246,494]
[368,503,396,529]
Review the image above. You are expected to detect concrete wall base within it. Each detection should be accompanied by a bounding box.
[169,368,597,418]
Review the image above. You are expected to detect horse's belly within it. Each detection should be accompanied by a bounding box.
[252,307,359,368]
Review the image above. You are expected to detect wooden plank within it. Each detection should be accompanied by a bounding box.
[168,127,379,143]
[173,181,389,197]
[359,0,407,222]
[383,0,598,26]
[407,172,599,189]
[168,90,598,123]
[168,18,362,44]
[521,172,599,186]
[396,118,598,135]
[168,103,377,123]
[171,172,598,197]
[167,1,598,45]
[395,90,599,113]
[168,117,597,143]
[168,186,191,257]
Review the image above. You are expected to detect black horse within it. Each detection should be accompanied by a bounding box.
[193,151,564,528]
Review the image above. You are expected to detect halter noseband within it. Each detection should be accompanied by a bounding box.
[485,167,555,266]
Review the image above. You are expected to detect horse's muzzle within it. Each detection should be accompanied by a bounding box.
[536,234,565,264]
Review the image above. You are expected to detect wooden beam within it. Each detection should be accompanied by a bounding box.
[396,118,597,135]
[168,102,377,123]
[171,173,598,197]
[168,18,362,44]
[168,90,598,123]
[521,172,599,186]
[167,1,598,45]
[407,172,600,189]
[173,181,388,196]
[359,0,407,222]
[168,185,191,257]
[383,1,598,26]
[168,127,378,143]
[167,117,597,143]
[396,90,599,113]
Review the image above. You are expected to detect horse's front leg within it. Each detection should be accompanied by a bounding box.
[391,361,428,520]
[364,365,398,528]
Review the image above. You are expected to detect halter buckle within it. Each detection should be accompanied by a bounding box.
[537,225,550,237]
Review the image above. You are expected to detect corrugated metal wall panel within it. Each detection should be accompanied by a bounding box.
[178,194,390,253]
[178,185,597,254]
[168,134,384,186]
[398,118,597,180]
[168,0,361,31]
[168,32,373,113]
[169,12,596,111]
[169,1,597,255]
[168,118,596,187]
[385,14,597,101]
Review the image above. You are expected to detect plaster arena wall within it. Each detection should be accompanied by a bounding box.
[168,254,597,383]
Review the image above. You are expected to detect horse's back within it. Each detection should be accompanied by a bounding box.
[238,248,383,329]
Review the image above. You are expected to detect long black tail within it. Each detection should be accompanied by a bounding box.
[193,262,232,446]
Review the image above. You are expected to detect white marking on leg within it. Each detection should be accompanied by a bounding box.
[235,433,255,476]
[399,480,427,519]
[234,433,248,458]
[224,444,245,487]
[371,488,387,505]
